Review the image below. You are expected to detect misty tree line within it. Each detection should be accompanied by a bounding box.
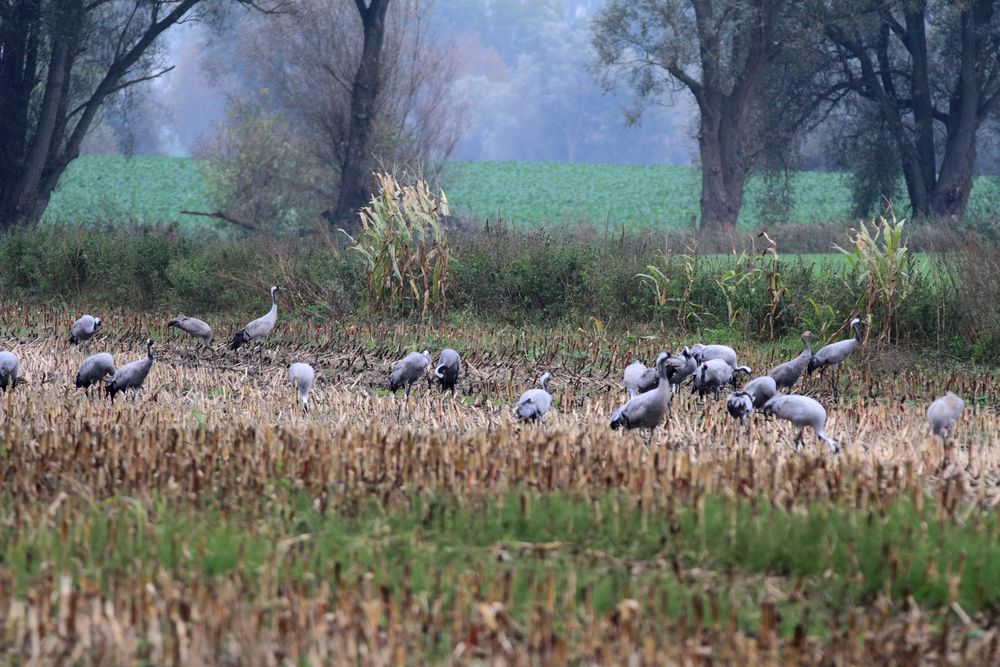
[1,0,999,232]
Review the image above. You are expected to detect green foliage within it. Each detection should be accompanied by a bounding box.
[38,156,1000,232]
[346,174,451,318]
[836,215,916,343]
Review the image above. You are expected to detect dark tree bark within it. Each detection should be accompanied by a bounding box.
[826,0,1000,220]
[333,0,392,228]
[0,0,268,231]
[593,0,784,231]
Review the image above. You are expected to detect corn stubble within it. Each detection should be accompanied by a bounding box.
[0,309,998,665]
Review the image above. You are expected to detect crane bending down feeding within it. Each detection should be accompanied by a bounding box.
[692,359,734,400]
[926,392,964,444]
[515,372,552,421]
[69,315,102,346]
[726,375,777,425]
[768,331,812,392]
[690,343,751,375]
[169,316,213,354]
[390,350,430,397]
[610,352,675,443]
[229,286,280,362]
[762,394,839,453]
[288,362,315,413]
[434,349,461,394]
[75,353,115,390]
[106,339,155,402]
[0,351,20,392]
[808,318,863,398]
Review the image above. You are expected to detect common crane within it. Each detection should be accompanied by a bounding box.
[515,372,553,421]
[726,375,777,425]
[69,315,102,346]
[610,352,675,443]
[229,286,280,362]
[75,353,116,390]
[288,362,315,413]
[390,350,430,397]
[926,392,964,443]
[106,339,155,402]
[0,351,20,392]
[808,318,863,398]
[434,348,461,394]
[768,331,812,392]
[762,394,839,453]
[168,316,213,354]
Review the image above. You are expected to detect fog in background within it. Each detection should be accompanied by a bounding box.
[84,0,699,165]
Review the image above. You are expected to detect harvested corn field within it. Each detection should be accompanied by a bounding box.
[1,303,999,665]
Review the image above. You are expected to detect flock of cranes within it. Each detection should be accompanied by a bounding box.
[0,287,968,452]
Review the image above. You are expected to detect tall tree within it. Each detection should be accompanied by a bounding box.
[333,0,392,226]
[0,0,269,230]
[824,0,1000,219]
[592,0,787,230]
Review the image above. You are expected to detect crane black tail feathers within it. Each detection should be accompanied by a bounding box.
[807,356,819,375]
[609,407,626,430]
[228,330,249,351]
[68,334,79,345]
[105,380,119,401]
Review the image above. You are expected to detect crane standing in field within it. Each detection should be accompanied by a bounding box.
[69,315,102,346]
[768,331,812,392]
[390,350,430,397]
[610,352,675,443]
[515,372,553,422]
[0,351,20,392]
[926,392,964,443]
[106,339,155,402]
[762,394,839,453]
[75,353,116,392]
[168,316,213,355]
[229,286,280,363]
[808,318,864,399]
[434,349,461,395]
[288,362,315,413]
[726,375,777,426]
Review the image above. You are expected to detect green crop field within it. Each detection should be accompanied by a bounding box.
[41,155,1000,230]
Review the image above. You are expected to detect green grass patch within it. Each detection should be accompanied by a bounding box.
[41,156,1000,230]
[6,491,997,636]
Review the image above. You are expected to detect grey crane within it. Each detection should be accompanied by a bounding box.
[0,351,20,392]
[75,353,116,390]
[926,392,964,442]
[390,350,430,397]
[610,352,675,442]
[808,318,863,398]
[768,331,813,392]
[288,362,315,413]
[515,372,553,421]
[690,343,751,375]
[106,339,155,402]
[726,375,777,425]
[168,316,213,354]
[692,359,734,400]
[229,286,280,362]
[624,360,649,399]
[667,347,698,394]
[69,315,102,345]
[761,394,839,453]
[434,348,461,394]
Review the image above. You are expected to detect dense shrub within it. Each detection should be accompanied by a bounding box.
[1,223,997,360]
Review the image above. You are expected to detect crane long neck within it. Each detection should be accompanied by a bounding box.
[852,322,861,342]
[802,337,811,354]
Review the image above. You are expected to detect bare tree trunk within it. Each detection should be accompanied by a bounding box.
[697,99,747,230]
[333,0,391,229]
